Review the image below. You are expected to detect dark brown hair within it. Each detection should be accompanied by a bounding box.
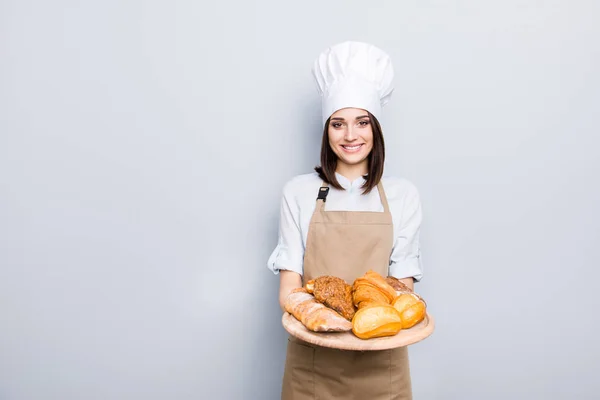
[314,111,385,194]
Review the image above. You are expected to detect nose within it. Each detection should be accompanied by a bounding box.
[344,126,358,141]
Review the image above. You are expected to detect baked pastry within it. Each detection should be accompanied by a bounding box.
[284,288,352,332]
[305,276,355,321]
[351,304,403,339]
[352,284,390,309]
[392,293,427,329]
[352,270,398,309]
[385,276,414,296]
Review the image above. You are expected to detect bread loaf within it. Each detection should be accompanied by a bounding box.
[385,276,414,296]
[284,289,352,332]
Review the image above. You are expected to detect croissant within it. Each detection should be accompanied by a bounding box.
[392,293,427,329]
[351,304,403,339]
[352,284,390,309]
[352,270,398,309]
[284,288,352,332]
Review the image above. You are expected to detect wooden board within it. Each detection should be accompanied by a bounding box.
[282,311,435,351]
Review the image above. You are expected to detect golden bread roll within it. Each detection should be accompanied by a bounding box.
[351,304,403,339]
[284,289,352,332]
[392,293,427,329]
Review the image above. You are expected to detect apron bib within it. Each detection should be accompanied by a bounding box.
[281,181,413,400]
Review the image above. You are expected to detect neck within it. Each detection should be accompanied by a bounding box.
[336,161,368,182]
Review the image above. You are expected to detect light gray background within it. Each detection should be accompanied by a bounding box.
[1,1,599,399]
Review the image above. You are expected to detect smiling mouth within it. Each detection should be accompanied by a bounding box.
[341,144,364,152]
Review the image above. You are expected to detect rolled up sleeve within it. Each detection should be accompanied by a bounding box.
[267,182,304,276]
[389,183,424,282]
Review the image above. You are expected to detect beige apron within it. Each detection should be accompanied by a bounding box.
[281,181,413,400]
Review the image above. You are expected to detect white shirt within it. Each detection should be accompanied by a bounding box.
[267,172,424,281]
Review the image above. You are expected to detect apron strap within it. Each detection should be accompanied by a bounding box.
[317,182,330,211]
[376,181,391,214]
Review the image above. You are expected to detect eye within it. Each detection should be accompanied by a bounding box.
[331,122,343,129]
[358,120,370,127]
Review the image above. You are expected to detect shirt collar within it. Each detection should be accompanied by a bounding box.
[335,172,367,190]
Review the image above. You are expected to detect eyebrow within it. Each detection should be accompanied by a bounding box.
[330,115,370,121]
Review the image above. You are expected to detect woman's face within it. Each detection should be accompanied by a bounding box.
[328,107,373,169]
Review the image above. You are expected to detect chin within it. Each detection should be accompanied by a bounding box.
[340,157,367,166]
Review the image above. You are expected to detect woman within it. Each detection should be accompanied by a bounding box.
[267,41,423,400]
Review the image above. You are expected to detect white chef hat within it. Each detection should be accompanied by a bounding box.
[312,41,395,126]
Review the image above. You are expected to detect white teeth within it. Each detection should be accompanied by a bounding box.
[343,145,361,150]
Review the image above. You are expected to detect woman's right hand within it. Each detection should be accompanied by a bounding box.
[279,270,303,312]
